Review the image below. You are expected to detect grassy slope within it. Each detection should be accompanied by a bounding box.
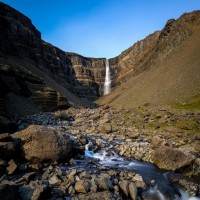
[97,26,200,109]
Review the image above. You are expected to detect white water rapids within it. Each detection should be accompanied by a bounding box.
[104,59,111,95]
[84,141,200,200]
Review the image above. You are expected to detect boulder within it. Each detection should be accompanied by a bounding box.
[119,180,129,197]
[100,123,112,134]
[49,175,61,187]
[132,174,146,188]
[77,134,88,145]
[29,180,51,200]
[151,136,165,149]
[68,185,75,196]
[129,182,137,200]
[126,132,139,139]
[68,170,76,184]
[12,125,72,163]
[151,146,195,171]
[99,113,110,124]
[89,180,97,192]
[75,180,90,193]
[6,159,17,175]
[97,177,113,190]
[194,143,200,152]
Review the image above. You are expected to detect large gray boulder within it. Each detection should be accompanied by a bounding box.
[12,125,72,163]
[151,146,195,171]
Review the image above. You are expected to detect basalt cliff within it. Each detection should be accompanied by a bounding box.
[0,2,106,120]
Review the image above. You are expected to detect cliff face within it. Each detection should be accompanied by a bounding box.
[0,2,108,120]
[109,31,161,87]
[0,57,71,120]
[0,2,106,103]
[65,53,106,98]
[108,11,200,88]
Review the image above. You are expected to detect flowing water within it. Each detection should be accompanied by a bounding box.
[104,59,111,95]
[83,138,200,200]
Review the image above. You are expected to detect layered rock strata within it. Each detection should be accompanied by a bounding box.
[0,2,106,106]
[109,11,200,87]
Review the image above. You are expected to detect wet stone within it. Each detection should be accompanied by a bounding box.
[49,175,61,187]
[98,177,113,190]
[129,182,137,200]
[119,180,129,197]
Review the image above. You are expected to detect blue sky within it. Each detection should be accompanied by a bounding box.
[1,0,200,58]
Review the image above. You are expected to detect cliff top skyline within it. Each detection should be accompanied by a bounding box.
[2,0,200,58]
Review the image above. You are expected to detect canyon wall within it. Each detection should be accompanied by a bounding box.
[0,2,107,119]
[0,2,107,103]
[108,11,200,88]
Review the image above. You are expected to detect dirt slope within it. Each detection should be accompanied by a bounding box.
[98,25,200,108]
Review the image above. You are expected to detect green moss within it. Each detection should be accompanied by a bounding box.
[145,124,154,130]
[170,119,200,133]
[173,94,200,110]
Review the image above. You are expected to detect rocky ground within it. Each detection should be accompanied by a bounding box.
[0,105,200,200]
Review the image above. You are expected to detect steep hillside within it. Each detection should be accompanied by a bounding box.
[99,11,200,108]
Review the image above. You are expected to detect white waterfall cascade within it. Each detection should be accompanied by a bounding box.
[104,59,111,95]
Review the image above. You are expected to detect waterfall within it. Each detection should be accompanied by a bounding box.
[104,59,111,95]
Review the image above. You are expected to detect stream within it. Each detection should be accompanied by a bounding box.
[68,136,200,200]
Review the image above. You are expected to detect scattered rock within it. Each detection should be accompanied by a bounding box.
[119,180,129,197]
[7,159,17,175]
[98,177,113,190]
[77,134,88,145]
[22,172,36,183]
[132,174,146,188]
[49,175,61,187]
[89,180,97,192]
[168,173,199,196]
[71,191,121,200]
[68,185,75,196]
[100,123,112,134]
[151,136,165,149]
[129,182,137,200]
[29,180,51,200]
[75,180,90,193]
